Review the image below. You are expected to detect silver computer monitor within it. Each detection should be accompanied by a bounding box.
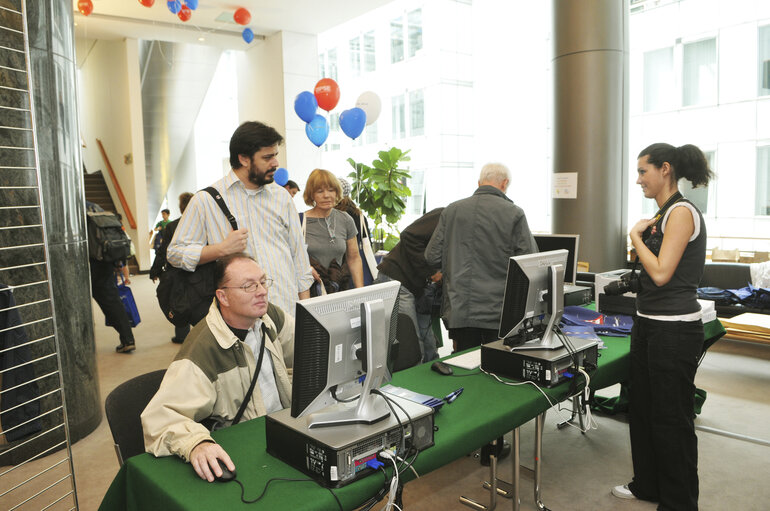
[533,234,580,284]
[498,249,568,350]
[291,281,400,428]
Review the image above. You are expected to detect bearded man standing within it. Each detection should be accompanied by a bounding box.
[167,121,313,315]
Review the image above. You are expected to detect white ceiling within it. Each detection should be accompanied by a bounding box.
[73,0,392,49]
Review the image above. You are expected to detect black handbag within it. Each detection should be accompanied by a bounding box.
[156,187,238,328]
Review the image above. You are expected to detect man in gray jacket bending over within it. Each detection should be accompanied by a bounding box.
[425,162,536,353]
[141,253,294,482]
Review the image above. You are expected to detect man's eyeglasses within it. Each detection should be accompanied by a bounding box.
[220,278,273,293]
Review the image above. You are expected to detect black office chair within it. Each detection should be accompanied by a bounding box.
[392,312,423,372]
[104,369,166,465]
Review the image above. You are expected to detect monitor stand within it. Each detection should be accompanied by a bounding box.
[510,262,564,350]
[306,300,391,429]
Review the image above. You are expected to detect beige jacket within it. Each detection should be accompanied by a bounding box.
[141,300,294,462]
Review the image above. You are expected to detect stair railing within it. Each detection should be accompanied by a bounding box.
[95,138,137,229]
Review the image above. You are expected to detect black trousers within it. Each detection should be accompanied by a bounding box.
[628,317,703,511]
[448,327,498,352]
[90,260,134,346]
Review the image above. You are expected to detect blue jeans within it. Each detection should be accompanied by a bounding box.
[375,273,438,362]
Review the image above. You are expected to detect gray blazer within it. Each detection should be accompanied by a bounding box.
[425,185,536,330]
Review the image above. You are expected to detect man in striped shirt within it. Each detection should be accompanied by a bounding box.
[167,121,313,317]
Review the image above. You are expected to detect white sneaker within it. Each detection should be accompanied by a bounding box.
[611,485,636,500]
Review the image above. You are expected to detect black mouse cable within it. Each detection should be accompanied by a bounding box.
[449,368,483,377]
[232,477,342,510]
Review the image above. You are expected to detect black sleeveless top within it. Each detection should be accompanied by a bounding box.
[636,199,706,316]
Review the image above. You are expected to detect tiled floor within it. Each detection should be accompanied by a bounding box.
[5,273,770,510]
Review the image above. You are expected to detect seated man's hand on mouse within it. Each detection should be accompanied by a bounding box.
[190,441,235,482]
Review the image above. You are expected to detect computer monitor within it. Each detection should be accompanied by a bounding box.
[498,249,568,350]
[533,234,580,284]
[291,281,400,428]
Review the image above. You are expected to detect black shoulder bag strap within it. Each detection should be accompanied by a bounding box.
[203,187,238,231]
[232,323,268,425]
[630,191,685,274]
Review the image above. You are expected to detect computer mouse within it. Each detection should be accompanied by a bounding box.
[431,360,453,376]
[215,459,236,482]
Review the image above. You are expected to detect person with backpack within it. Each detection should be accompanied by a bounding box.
[166,122,313,316]
[86,201,135,353]
[150,192,194,343]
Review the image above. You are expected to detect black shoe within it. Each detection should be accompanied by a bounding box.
[116,343,136,353]
[480,439,511,466]
[171,337,184,344]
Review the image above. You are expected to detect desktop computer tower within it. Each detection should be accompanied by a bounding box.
[265,395,434,488]
[480,337,598,388]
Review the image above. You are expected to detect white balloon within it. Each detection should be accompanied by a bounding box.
[355,91,381,126]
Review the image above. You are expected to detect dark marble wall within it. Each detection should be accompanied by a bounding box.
[0,0,100,460]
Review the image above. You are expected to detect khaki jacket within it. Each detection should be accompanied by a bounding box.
[141,300,294,462]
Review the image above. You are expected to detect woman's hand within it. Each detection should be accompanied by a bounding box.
[311,267,321,282]
[630,217,656,240]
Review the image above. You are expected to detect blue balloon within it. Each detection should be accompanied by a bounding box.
[305,115,329,147]
[339,108,367,140]
[167,1,181,14]
[274,168,289,187]
[242,28,254,44]
[294,91,318,124]
[185,0,198,9]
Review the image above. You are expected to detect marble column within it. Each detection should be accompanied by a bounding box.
[4,0,101,454]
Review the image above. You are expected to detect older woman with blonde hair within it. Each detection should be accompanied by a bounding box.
[301,169,363,293]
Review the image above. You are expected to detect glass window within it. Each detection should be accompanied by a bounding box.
[364,31,376,72]
[408,9,423,58]
[330,113,340,132]
[683,38,717,107]
[407,169,426,215]
[759,25,770,96]
[409,89,424,136]
[643,47,674,112]
[318,53,326,79]
[757,146,770,216]
[392,94,405,139]
[679,151,714,214]
[349,37,361,77]
[391,17,404,64]
[365,122,378,145]
[328,49,338,81]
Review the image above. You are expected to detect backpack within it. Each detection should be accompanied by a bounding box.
[86,211,131,263]
[156,187,238,328]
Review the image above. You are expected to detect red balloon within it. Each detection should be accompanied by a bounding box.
[178,5,192,21]
[233,7,251,25]
[138,0,155,7]
[314,78,340,112]
[77,0,93,16]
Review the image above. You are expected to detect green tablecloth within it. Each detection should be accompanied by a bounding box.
[99,319,724,511]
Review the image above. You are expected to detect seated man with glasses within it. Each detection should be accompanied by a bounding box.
[141,253,294,482]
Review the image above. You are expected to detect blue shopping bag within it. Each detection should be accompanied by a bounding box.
[106,274,141,327]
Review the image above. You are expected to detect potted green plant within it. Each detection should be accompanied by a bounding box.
[347,147,412,251]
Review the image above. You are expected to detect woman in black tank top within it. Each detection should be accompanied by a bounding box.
[612,143,713,511]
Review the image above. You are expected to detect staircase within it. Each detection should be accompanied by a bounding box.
[83,171,140,274]
[83,171,116,213]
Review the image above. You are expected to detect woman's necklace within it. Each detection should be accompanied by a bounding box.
[323,210,336,244]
